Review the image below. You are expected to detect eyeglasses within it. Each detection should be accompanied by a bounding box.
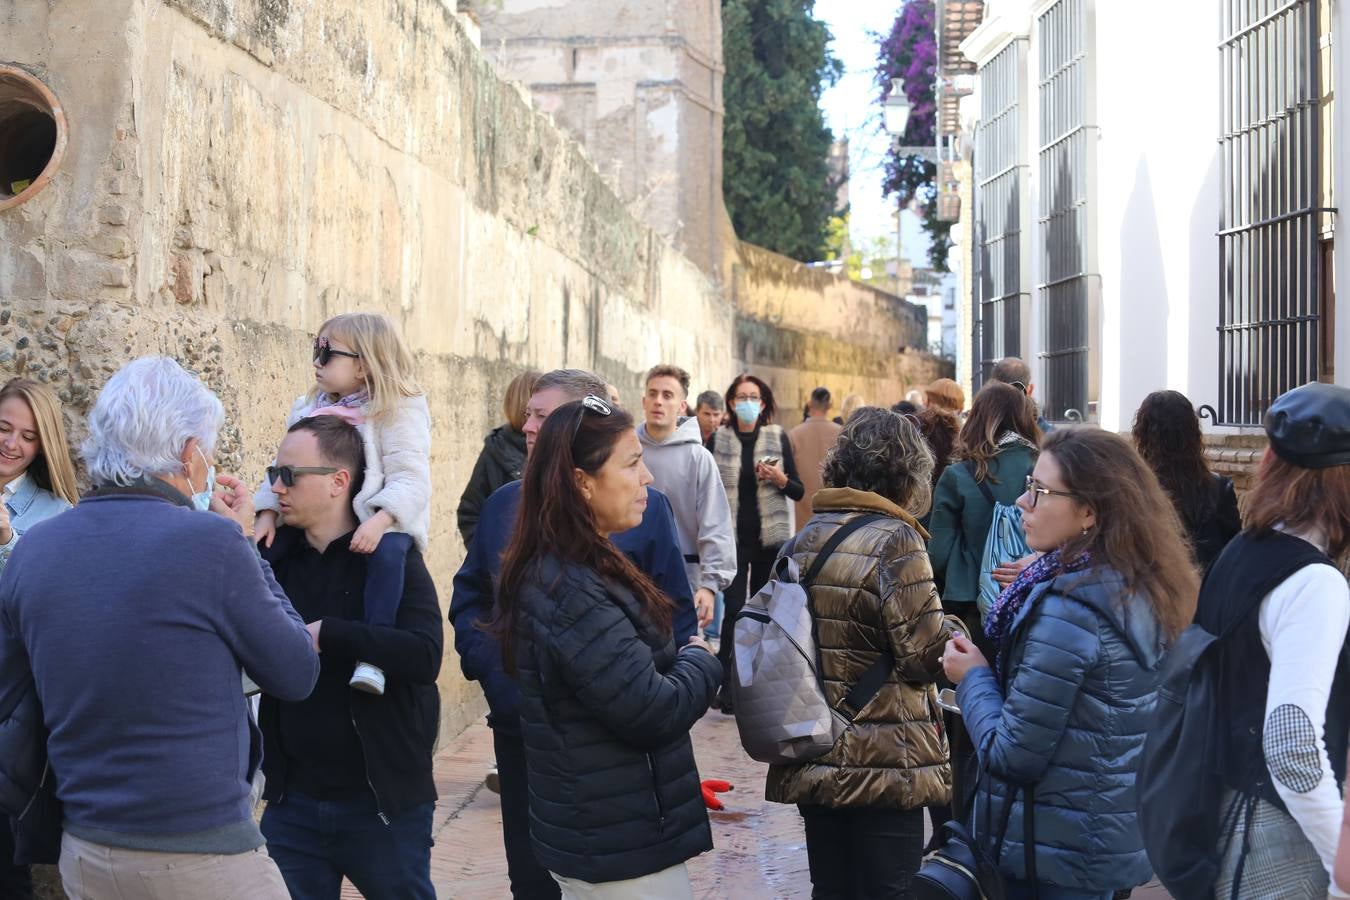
[1023,475,1075,509]
[569,394,613,449]
[267,465,338,487]
[732,394,761,403]
[1008,381,1029,394]
[313,337,361,367]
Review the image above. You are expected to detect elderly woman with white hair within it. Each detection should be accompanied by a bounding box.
[0,356,318,900]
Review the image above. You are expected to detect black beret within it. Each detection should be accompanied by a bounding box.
[1264,382,1350,469]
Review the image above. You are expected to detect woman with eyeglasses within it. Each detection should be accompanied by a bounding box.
[942,428,1198,899]
[492,397,721,899]
[710,374,804,713]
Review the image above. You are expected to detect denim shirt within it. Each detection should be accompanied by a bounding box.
[0,476,73,576]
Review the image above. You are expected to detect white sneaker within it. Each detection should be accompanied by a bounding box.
[485,766,501,794]
[350,662,386,695]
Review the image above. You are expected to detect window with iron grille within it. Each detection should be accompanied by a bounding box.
[1218,0,1331,425]
[1036,0,1094,423]
[974,39,1029,390]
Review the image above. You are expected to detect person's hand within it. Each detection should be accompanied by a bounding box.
[210,473,255,538]
[0,502,11,545]
[700,779,734,811]
[942,633,989,684]
[349,513,392,554]
[694,588,716,628]
[685,635,713,654]
[305,620,322,653]
[255,510,278,548]
[992,552,1039,586]
[755,461,787,489]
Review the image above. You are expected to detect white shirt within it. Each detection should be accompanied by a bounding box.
[2,472,26,505]
[1259,554,1350,895]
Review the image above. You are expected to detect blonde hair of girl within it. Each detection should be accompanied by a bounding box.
[0,378,80,505]
[310,312,423,422]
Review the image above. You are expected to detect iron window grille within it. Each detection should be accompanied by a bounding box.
[1036,0,1096,423]
[974,39,1030,391]
[1218,0,1333,425]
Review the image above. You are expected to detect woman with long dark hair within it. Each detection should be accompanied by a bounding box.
[710,374,804,712]
[493,396,721,899]
[1198,383,1350,899]
[1131,389,1240,570]
[943,428,1198,898]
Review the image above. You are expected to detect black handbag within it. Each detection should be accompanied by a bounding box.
[913,764,1037,900]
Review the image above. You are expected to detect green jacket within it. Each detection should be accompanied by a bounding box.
[927,443,1037,604]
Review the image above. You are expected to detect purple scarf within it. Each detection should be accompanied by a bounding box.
[984,549,1093,675]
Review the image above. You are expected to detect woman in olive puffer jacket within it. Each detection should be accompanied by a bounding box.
[767,407,959,899]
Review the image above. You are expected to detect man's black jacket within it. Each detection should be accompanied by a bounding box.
[259,527,443,818]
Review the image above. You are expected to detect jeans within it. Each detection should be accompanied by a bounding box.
[705,591,725,639]
[495,729,562,899]
[0,821,31,899]
[260,790,434,900]
[799,804,924,899]
[365,532,414,626]
[717,551,774,683]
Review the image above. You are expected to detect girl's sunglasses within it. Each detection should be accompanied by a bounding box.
[267,465,338,487]
[313,337,360,367]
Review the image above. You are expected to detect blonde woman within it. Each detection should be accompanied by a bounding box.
[457,369,539,547]
[0,380,79,579]
[840,393,865,424]
[0,377,78,896]
[254,312,432,696]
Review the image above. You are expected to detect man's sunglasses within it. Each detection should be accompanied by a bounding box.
[313,337,361,367]
[267,465,338,487]
[569,394,613,449]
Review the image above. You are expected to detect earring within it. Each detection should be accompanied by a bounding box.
[1081,526,1090,536]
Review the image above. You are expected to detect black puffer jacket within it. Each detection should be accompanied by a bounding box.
[514,555,722,883]
[457,425,527,546]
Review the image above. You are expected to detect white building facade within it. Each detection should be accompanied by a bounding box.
[957,0,1348,434]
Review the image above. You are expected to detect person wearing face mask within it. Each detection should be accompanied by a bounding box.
[0,357,318,900]
[710,374,804,713]
[0,378,79,898]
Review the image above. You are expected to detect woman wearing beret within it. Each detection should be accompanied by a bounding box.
[1197,382,1350,899]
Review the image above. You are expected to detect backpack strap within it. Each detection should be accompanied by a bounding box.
[797,513,890,721]
[963,460,998,507]
[799,513,885,587]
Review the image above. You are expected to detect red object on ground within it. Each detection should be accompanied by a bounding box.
[701,779,734,811]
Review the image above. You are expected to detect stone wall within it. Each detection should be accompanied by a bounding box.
[730,241,952,414]
[0,0,735,741]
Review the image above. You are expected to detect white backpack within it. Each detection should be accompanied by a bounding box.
[729,514,895,765]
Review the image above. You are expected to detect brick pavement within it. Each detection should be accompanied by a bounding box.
[386,710,1172,899]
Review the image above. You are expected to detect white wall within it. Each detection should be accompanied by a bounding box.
[1092,1,1223,431]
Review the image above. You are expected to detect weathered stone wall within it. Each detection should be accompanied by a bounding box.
[473,0,726,276]
[730,241,953,414]
[0,0,735,741]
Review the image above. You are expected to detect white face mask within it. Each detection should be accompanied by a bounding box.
[189,446,216,512]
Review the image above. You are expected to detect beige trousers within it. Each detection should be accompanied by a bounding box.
[550,862,693,899]
[59,832,290,900]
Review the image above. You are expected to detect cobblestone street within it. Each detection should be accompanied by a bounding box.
[403,712,1172,899]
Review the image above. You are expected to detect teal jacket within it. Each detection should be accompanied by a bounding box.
[927,443,1036,604]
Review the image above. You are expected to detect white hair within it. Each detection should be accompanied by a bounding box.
[83,357,225,485]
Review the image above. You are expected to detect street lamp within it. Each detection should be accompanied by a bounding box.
[883,77,938,163]
[883,78,910,137]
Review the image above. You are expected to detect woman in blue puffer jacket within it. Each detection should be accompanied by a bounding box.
[942,428,1199,899]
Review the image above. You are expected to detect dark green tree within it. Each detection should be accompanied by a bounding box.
[722,0,843,262]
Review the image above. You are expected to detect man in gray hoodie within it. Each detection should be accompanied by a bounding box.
[637,365,736,630]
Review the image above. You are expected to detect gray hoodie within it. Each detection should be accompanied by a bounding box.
[637,416,736,594]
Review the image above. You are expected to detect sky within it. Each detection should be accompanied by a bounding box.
[814,0,930,266]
